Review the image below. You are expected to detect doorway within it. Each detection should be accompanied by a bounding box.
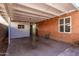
[30,23,37,37]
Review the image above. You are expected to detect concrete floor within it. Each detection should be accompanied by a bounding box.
[0,38,8,56]
[6,37,79,56]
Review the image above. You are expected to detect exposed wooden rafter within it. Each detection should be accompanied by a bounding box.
[45,3,65,12]
[15,3,59,16]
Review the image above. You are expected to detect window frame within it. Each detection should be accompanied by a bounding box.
[18,24,25,29]
[58,16,72,33]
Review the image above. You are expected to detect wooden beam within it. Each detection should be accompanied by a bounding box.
[14,3,58,16]
[13,10,51,19]
[12,5,53,18]
[45,3,65,12]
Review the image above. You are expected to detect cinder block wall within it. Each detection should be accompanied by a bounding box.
[10,22,30,38]
[37,11,79,44]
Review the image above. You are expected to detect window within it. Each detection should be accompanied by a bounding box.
[18,25,24,29]
[59,16,71,33]
[60,19,64,32]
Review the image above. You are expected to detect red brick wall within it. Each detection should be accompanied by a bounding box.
[37,11,79,44]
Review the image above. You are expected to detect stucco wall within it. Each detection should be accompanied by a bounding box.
[37,11,79,44]
[10,22,30,38]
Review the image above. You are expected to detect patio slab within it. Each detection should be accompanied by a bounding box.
[6,37,79,56]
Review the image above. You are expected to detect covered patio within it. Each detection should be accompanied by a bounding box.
[0,3,79,56]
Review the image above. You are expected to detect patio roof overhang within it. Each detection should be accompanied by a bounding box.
[0,3,78,23]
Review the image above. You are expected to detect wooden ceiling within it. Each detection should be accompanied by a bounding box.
[0,3,78,23]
